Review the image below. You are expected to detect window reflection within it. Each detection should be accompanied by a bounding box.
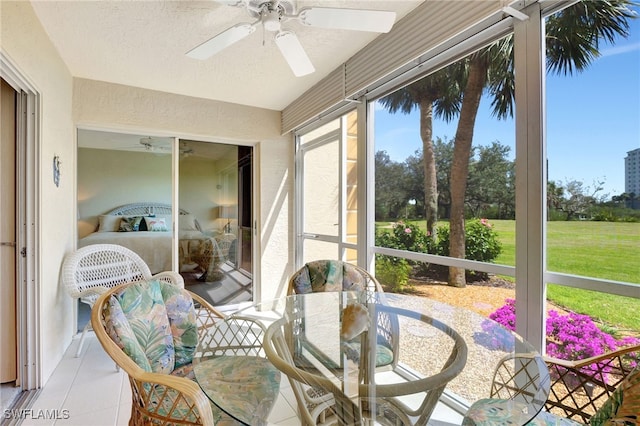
[178,140,253,306]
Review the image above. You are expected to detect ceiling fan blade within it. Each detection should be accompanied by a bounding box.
[275,31,315,77]
[186,23,256,60]
[298,7,396,33]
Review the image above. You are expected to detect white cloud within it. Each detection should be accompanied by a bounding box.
[600,41,640,58]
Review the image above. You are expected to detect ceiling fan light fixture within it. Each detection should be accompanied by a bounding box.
[275,31,314,77]
[262,8,282,32]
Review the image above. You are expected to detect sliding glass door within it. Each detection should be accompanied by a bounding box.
[76,130,254,310]
[177,140,253,306]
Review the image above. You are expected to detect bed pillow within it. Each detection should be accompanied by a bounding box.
[179,214,199,231]
[98,215,122,232]
[119,216,144,232]
[145,217,168,232]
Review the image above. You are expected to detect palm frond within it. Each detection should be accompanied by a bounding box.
[546,0,637,75]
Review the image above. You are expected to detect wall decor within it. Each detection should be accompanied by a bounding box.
[53,155,61,187]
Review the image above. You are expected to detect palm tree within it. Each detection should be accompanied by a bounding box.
[446,0,637,287]
[378,65,465,236]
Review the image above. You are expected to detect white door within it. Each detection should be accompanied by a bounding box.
[1,78,17,383]
[295,110,361,266]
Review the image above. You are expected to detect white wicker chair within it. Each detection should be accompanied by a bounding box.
[62,243,184,357]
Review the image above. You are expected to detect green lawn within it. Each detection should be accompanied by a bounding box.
[377,219,640,333]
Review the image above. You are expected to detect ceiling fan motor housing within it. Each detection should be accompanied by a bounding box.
[248,0,295,19]
[262,8,282,32]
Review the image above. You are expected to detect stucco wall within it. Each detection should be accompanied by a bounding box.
[1,0,293,388]
[1,1,76,383]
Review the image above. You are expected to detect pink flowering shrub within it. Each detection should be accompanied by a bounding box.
[545,310,618,360]
[488,298,516,331]
[486,298,640,383]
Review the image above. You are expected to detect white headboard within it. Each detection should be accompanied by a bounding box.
[105,202,201,231]
[105,202,184,216]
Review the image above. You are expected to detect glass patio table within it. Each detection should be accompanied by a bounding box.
[196,291,550,425]
[192,310,281,426]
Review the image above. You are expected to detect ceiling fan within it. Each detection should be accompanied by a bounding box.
[186,0,397,77]
[139,137,194,157]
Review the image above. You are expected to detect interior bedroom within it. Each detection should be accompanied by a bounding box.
[76,128,253,331]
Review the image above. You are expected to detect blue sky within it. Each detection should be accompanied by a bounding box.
[374,11,640,198]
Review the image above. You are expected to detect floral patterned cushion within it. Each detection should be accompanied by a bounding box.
[104,280,266,426]
[161,359,244,425]
[104,297,153,372]
[170,363,194,380]
[160,282,197,368]
[193,356,281,425]
[590,366,639,426]
[105,280,198,374]
[462,399,583,426]
[292,260,368,294]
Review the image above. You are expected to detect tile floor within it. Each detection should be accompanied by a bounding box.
[13,292,464,426]
[19,332,301,426]
[16,330,465,425]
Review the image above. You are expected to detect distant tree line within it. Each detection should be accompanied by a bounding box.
[375,138,515,221]
[375,138,640,222]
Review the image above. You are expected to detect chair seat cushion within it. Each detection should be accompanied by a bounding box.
[162,363,245,425]
[145,377,242,425]
[342,341,395,367]
[589,365,639,426]
[193,355,281,424]
[462,398,583,426]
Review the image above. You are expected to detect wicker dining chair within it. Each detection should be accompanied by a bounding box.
[287,259,384,295]
[91,279,281,426]
[462,344,640,425]
[542,343,640,423]
[286,260,400,425]
[62,243,184,357]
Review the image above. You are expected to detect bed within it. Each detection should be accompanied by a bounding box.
[78,202,231,279]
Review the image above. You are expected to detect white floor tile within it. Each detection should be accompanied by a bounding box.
[115,404,132,426]
[26,329,466,426]
[61,379,122,417]
[266,393,298,424]
[51,405,119,426]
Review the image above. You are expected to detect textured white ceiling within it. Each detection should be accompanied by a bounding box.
[30,0,422,111]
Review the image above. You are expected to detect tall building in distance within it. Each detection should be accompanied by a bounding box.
[624,148,640,196]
